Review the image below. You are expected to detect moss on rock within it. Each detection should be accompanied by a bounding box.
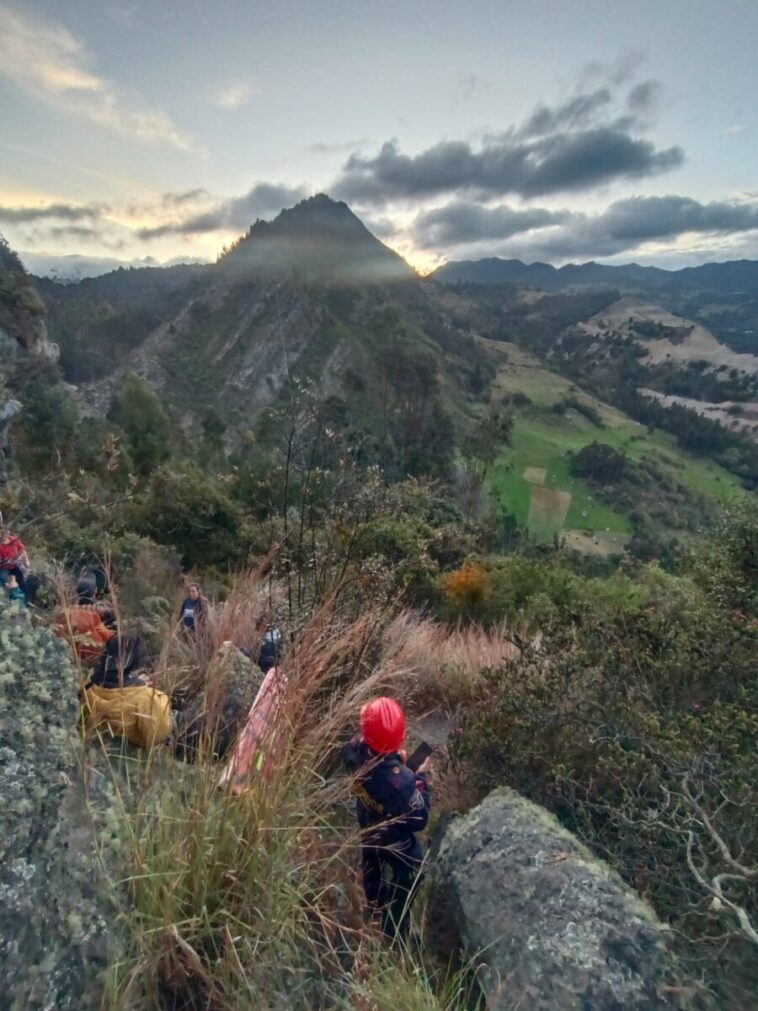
[428,787,704,1011]
[0,598,113,1010]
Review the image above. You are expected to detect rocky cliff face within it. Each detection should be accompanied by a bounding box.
[429,787,699,1011]
[0,238,60,479]
[0,598,111,1010]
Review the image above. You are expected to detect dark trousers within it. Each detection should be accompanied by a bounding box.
[361,839,423,941]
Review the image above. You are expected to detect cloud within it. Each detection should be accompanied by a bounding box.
[414,194,758,261]
[514,88,613,139]
[457,74,489,102]
[307,138,370,155]
[46,225,112,243]
[213,81,255,111]
[332,77,682,205]
[334,133,683,205]
[136,182,309,239]
[0,3,192,149]
[0,183,308,251]
[0,201,102,224]
[412,201,570,247]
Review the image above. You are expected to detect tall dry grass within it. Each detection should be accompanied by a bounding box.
[81,575,470,1011]
[382,611,523,710]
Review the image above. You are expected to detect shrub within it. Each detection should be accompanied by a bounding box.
[109,373,171,476]
[133,465,251,570]
[441,563,492,612]
[569,441,628,483]
[450,563,757,1006]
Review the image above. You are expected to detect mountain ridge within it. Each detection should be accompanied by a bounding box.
[430,255,758,293]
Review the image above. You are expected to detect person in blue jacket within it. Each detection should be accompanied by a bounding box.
[342,696,431,941]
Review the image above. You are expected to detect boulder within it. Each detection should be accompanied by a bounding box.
[175,642,264,761]
[0,598,112,1010]
[428,787,693,1011]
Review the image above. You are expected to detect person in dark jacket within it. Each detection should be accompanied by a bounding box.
[257,622,283,674]
[243,613,284,673]
[180,583,207,632]
[90,633,150,688]
[76,571,98,605]
[342,696,431,941]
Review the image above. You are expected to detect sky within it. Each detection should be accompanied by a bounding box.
[1,0,757,276]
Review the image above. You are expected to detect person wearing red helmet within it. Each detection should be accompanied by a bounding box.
[342,696,431,941]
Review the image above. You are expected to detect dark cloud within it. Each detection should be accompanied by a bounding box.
[46,225,111,242]
[593,194,758,243]
[514,88,612,139]
[137,182,308,239]
[160,188,210,207]
[412,201,569,248]
[626,79,662,114]
[333,131,683,205]
[0,202,102,224]
[415,194,758,261]
[332,77,682,206]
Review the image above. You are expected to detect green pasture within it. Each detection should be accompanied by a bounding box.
[487,343,745,542]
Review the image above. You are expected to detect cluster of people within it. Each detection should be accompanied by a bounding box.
[53,572,171,749]
[56,576,286,754]
[54,570,429,941]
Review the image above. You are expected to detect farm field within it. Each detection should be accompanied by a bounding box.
[485,340,746,545]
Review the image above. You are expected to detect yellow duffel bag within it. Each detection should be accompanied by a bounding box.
[82,681,171,750]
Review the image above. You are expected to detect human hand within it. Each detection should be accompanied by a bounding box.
[416,756,433,775]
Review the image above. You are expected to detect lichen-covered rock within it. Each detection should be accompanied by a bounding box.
[0,598,111,1010]
[175,641,264,761]
[428,787,693,1011]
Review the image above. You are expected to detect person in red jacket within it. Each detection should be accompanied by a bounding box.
[0,522,30,598]
[342,697,431,941]
[55,604,115,664]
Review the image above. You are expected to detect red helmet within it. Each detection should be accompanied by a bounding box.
[360,697,406,754]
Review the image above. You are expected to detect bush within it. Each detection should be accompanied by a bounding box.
[109,373,171,476]
[450,561,757,1007]
[569,441,628,483]
[133,465,251,570]
[441,563,492,611]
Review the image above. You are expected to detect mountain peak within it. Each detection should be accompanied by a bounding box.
[221,193,412,284]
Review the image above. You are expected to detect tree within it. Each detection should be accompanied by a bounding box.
[109,373,171,476]
[460,401,513,518]
[134,464,247,569]
[12,363,78,474]
[569,441,627,484]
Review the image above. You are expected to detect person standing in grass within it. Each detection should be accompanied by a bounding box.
[181,582,207,632]
[342,696,431,942]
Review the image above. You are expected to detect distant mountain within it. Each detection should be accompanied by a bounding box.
[219,194,413,284]
[19,252,206,281]
[431,257,758,294]
[35,197,487,459]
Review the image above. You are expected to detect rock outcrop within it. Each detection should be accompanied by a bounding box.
[0,598,111,1010]
[428,787,693,1011]
[175,641,264,760]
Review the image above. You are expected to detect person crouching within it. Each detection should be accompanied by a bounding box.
[81,633,171,750]
[342,697,431,942]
